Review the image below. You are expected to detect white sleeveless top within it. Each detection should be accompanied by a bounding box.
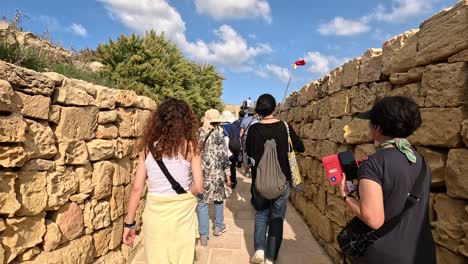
[145,152,191,195]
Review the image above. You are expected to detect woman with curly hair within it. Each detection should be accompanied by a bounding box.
[123,98,203,264]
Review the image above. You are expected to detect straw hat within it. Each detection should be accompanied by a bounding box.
[203,109,223,123]
[221,111,236,123]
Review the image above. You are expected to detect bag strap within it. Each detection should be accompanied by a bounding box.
[155,159,188,194]
[374,157,427,237]
[243,117,256,138]
[202,129,215,150]
[283,121,293,152]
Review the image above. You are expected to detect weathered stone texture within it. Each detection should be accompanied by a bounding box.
[0,145,29,167]
[343,118,373,145]
[135,95,156,110]
[84,199,111,230]
[46,166,79,210]
[96,124,119,139]
[416,1,468,66]
[387,82,425,107]
[382,29,419,75]
[462,120,468,147]
[92,161,114,200]
[86,139,115,161]
[409,108,463,147]
[15,171,47,216]
[117,108,138,137]
[0,213,46,263]
[52,202,84,241]
[416,146,447,187]
[55,106,98,140]
[114,89,138,107]
[0,172,21,215]
[109,186,125,221]
[75,162,93,194]
[98,110,119,124]
[445,149,468,199]
[389,67,425,85]
[0,113,26,143]
[55,139,88,165]
[43,220,62,252]
[24,119,57,159]
[17,92,51,119]
[53,85,95,106]
[421,62,467,108]
[115,138,135,159]
[22,235,95,264]
[21,159,55,171]
[0,79,20,112]
[358,48,382,83]
[349,84,376,114]
[0,61,54,96]
[342,58,360,87]
[432,194,468,253]
[449,48,468,63]
[95,85,116,109]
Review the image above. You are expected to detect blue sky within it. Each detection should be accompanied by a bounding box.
[1,0,459,105]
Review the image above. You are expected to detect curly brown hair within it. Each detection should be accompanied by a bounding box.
[138,98,200,160]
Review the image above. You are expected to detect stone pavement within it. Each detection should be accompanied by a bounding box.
[132,172,332,264]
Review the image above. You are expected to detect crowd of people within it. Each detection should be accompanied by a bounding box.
[122,93,436,264]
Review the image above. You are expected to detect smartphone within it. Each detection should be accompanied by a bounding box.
[321,154,343,185]
[338,151,358,181]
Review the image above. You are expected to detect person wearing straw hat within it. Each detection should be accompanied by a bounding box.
[197,109,232,247]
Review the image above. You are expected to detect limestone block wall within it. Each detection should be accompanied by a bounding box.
[280,1,468,263]
[0,60,155,264]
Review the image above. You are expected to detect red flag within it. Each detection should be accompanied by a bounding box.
[294,59,306,66]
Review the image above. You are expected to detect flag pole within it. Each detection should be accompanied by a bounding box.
[282,65,296,105]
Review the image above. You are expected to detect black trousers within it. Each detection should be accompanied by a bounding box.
[229,155,238,186]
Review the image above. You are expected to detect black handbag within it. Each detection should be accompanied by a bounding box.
[337,158,427,258]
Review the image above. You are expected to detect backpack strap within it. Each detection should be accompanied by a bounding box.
[374,157,427,237]
[155,159,187,194]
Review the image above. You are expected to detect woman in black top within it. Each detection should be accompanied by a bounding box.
[246,94,305,264]
[340,96,436,264]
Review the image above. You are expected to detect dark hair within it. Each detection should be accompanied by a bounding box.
[369,96,422,138]
[239,110,246,118]
[255,94,276,116]
[138,98,200,159]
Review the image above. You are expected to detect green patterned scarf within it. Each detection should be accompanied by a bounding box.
[379,138,417,163]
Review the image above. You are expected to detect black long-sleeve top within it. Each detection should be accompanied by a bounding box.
[246,121,305,182]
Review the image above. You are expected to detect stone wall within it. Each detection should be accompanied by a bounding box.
[280,1,468,263]
[0,60,155,263]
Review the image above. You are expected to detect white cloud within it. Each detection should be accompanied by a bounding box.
[69,23,87,37]
[304,51,348,76]
[98,0,271,71]
[319,0,442,36]
[194,0,271,23]
[257,64,290,82]
[318,17,370,36]
[371,0,440,22]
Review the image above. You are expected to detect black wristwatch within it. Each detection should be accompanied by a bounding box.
[124,221,136,229]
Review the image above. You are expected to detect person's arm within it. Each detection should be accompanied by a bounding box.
[288,123,305,153]
[123,151,147,245]
[340,174,385,230]
[189,143,204,195]
[240,128,245,138]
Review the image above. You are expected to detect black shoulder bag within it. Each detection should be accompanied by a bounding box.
[337,158,427,258]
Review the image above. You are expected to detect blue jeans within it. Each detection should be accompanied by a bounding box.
[254,185,290,261]
[198,201,224,238]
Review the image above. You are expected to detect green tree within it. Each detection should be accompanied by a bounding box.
[96,31,224,117]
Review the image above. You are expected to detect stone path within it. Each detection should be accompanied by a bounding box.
[132,172,332,264]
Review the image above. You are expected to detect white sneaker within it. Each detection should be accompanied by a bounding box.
[250,250,264,264]
[264,259,274,264]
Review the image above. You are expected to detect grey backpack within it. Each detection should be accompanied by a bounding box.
[255,136,288,200]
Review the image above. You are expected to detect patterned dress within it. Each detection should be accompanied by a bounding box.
[199,127,231,203]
